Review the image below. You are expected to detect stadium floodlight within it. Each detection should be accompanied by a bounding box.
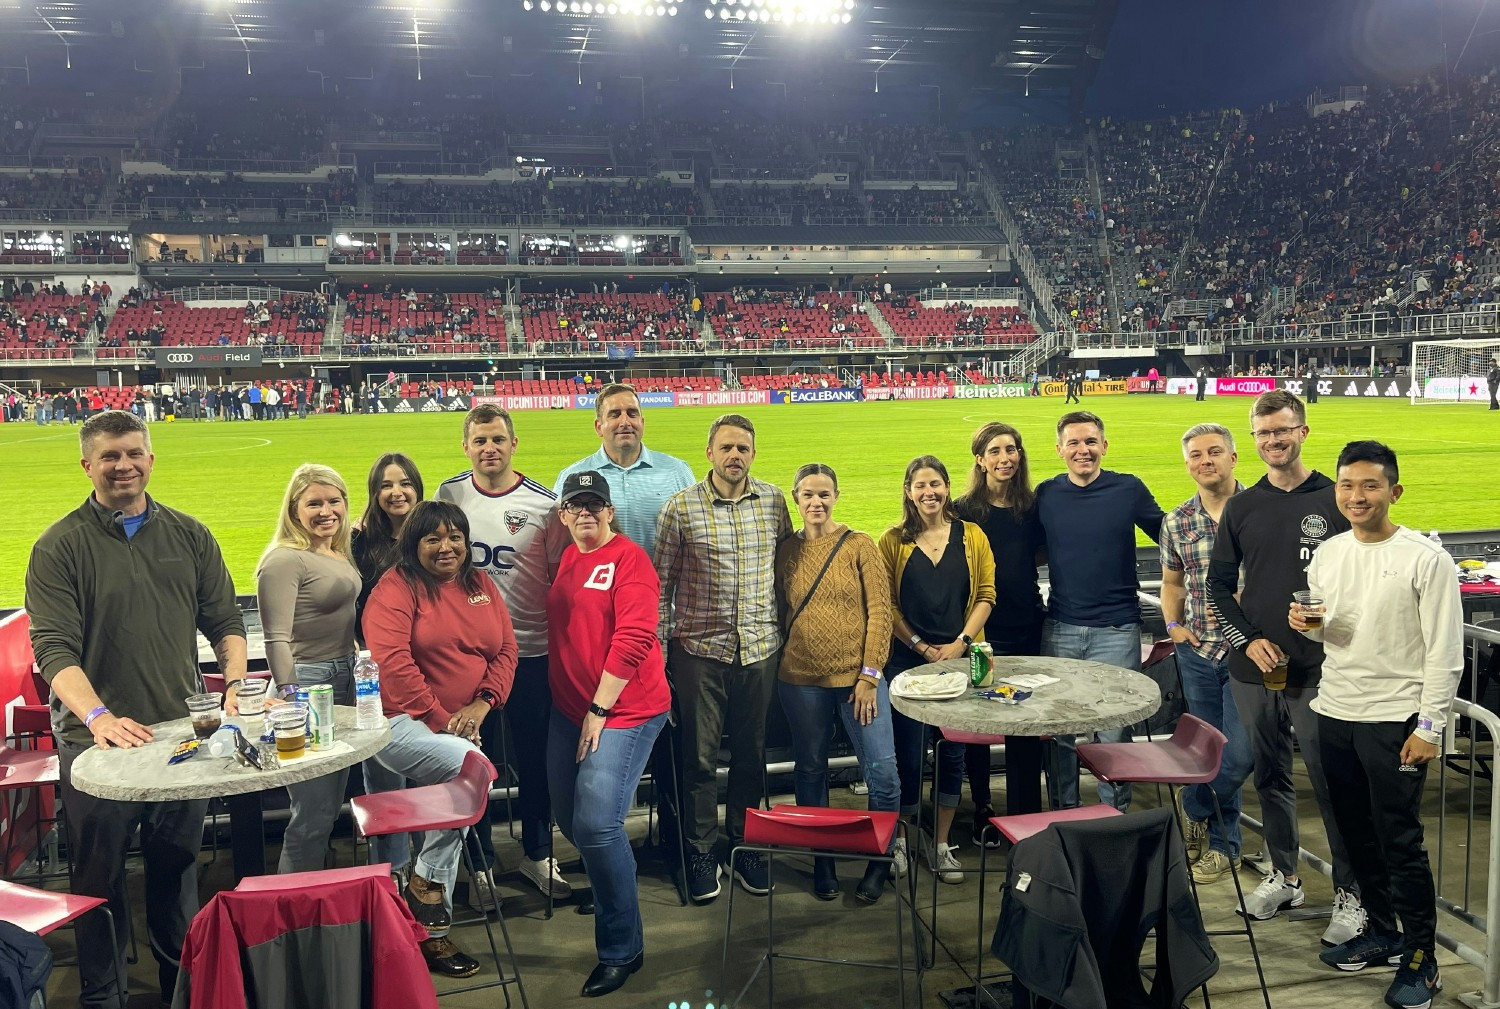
[717,0,852,25]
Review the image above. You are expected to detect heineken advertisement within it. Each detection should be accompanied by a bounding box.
[951,384,1032,399]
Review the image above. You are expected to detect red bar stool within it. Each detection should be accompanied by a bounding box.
[1076,714,1272,1009]
[723,805,922,1009]
[0,741,61,881]
[350,751,529,1006]
[0,879,124,1004]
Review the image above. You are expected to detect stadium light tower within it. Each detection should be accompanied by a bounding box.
[705,0,854,25]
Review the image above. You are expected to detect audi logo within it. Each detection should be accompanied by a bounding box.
[165,353,195,364]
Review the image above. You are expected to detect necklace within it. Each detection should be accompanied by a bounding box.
[916,524,947,561]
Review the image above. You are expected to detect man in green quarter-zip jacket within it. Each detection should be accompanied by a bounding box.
[25,409,246,1009]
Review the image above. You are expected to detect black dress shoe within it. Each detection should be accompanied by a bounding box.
[855,860,892,904]
[581,951,643,997]
[420,937,481,978]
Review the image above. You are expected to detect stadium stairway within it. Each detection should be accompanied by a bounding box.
[866,303,898,345]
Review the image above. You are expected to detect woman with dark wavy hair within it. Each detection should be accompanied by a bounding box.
[954,422,1047,830]
[351,452,424,641]
[877,455,995,885]
[363,500,517,979]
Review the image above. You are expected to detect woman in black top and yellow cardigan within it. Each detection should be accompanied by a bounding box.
[878,455,995,884]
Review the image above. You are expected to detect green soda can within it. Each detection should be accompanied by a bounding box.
[969,642,994,687]
[306,683,336,750]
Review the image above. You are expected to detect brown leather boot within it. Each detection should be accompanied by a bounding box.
[405,871,451,932]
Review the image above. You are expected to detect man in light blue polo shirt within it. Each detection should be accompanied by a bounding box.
[554,382,694,556]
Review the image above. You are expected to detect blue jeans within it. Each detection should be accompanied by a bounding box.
[546,707,666,965]
[1175,644,1252,858]
[777,679,900,821]
[370,714,482,938]
[278,656,356,873]
[1041,620,1141,811]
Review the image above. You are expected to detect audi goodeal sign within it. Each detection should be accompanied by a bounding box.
[154,348,264,368]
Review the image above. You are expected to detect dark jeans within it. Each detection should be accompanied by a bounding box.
[669,642,777,853]
[547,708,666,964]
[1175,645,1253,858]
[984,624,1044,815]
[1319,714,1435,955]
[892,709,965,814]
[1229,678,1357,891]
[472,654,553,866]
[59,744,207,1007]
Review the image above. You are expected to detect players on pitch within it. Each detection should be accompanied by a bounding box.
[26,387,1460,1008]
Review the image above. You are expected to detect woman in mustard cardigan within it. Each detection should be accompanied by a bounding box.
[878,455,996,884]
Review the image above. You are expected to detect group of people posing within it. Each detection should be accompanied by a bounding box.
[25,383,1463,1009]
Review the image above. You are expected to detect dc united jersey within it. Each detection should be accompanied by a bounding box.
[436,471,569,656]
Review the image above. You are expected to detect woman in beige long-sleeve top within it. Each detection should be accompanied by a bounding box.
[774,462,897,904]
[255,463,362,874]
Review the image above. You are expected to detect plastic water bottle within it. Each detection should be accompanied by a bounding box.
[354,655,383,730]
[206,724,243,758]
[1429,530,1444,551]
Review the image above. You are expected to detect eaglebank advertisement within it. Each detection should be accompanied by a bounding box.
[772,387,865,404]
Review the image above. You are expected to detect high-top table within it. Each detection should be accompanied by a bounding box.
[888,654,1162,814]
[70,706,390,881]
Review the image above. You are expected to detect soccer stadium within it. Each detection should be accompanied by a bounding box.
[2,0,1500,1006]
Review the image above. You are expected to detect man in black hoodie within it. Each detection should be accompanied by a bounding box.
[1207,389,1362,946]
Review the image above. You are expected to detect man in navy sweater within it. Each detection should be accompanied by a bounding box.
[1038,410,1165,810]
[1207,389,1361,946]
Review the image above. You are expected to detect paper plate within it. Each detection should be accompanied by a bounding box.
[890,670,970,701]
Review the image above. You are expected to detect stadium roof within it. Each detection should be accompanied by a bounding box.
[0,0,1116,110]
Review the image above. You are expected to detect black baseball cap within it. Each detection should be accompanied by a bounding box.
[559,470,613,507]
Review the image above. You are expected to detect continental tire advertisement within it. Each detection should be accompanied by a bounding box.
[1039,379,1128,397]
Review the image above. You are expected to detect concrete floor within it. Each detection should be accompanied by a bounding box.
[38,757,1499,1009]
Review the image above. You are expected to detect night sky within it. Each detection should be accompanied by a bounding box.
[1086,0,1500,118]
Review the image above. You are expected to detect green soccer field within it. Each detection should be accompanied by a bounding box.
[4,396,1497,607]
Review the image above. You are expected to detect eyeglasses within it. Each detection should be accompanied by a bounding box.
[563,499,610,515]
[1251,426,1303,442]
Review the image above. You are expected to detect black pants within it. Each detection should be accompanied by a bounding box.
[470,654,554,866]
[670,643,777,853]
[59,744,208,1007]
[1317,714,1436,955]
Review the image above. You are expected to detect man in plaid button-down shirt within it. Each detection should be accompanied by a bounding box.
[1160,422,1251,885]
[654,413,791,902]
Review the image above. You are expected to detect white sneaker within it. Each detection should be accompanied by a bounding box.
[467,868,498,911]
[891,837,908,878]
[930,842,964,885]
[1323,888,1368,947]
[519,856,574,898]
[1238,869,1306,920]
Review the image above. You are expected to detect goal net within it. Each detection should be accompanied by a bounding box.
[1409,339,1500,403]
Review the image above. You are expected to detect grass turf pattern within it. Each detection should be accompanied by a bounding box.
[3,396,1496,607]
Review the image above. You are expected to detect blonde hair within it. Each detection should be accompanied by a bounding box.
[261,463,354,564]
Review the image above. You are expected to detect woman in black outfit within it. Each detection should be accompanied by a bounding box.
[352,452,425,642]
[955,421,1047,837]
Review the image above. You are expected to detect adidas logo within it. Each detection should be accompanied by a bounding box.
[419,399,442,412]
[393,401,414,413]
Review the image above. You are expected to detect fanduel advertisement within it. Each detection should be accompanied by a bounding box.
[571,391,677,409]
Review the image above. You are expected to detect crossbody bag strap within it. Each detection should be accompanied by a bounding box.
[785,530,853,631]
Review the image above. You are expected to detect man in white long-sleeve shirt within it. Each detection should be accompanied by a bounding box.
[1291,440,1462,1009]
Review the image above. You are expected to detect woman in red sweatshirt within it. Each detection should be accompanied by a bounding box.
[545,471,670,999]
[363,499,517,980]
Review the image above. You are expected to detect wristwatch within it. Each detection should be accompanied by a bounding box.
[588,702,612,718]
[960,633,974,646]
[908,633,923,647]
[476,688,501,709]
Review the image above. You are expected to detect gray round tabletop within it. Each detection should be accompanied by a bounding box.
[69,705,391,802]
[888,655,1161,737]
